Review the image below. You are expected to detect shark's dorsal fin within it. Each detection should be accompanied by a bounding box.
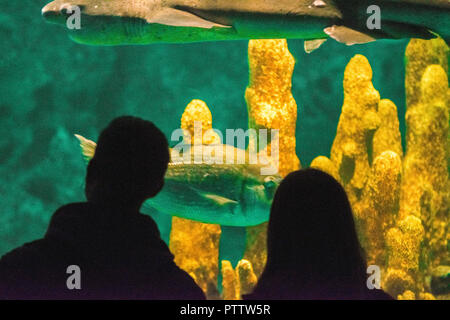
[148,7,231,29]
[74,134,96,162]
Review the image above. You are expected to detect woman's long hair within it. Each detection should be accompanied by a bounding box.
[257,168,367,298]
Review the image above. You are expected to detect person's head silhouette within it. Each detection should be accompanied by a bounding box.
[254,168,368,299]
[85,116,170,210]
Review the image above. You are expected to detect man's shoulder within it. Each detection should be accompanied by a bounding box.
[0,203,85,268]
[0,239,48,269]
[0,239,52,298]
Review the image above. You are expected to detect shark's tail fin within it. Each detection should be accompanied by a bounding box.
[377,1,450,40]
[74,134,97,162]
[335,0,450,42]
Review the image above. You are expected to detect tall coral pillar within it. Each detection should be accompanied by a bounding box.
[243,39,300,278]
[372,99,403,159]
[330,54,380,204]
[401,53,449,269]
[356,151,402,267]
[402,39,449,270]
[169,100,222,299]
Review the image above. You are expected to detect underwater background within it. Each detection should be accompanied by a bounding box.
[0,1,448,299]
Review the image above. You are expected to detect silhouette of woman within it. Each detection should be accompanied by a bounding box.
[245,168,392,300]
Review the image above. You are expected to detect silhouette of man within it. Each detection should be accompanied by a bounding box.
[244,168,392,300]
[0,116,205,300]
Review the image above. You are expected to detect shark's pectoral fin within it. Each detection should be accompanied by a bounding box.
[324,25,376,46]
[148,7,231,29]
[304,39,327,53]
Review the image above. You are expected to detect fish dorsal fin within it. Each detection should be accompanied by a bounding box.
[148,7,231,29]
[74,134,96,162]
[324,25,376,45]
[304,39,327,53]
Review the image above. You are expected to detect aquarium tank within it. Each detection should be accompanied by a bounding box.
[0,0,448,300]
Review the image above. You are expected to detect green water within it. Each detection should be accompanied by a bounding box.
[0,1,410,258]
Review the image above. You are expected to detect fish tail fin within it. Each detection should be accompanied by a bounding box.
[74,134,97,162]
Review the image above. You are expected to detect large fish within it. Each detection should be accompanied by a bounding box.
[74,134,281,226]
[41,0,449,51]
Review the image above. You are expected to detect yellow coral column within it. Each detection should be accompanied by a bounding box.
[243,39,301,278]
[400,63,449,267]
[245,39,300,177]
[356,151,402,267]
[330,54,380,204]
[310,155,340,182]
[384,215,425,297]
[383,38,449,299]
[169,99,222,299]
[405,38,448,109]
[220,258,258,300]
[221,260,239,300]
[373,99,403,159]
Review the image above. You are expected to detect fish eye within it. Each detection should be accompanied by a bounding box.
[263,177,279,199]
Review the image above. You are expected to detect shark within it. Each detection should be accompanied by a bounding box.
[74,134,281,227]
[41,0,450,52]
